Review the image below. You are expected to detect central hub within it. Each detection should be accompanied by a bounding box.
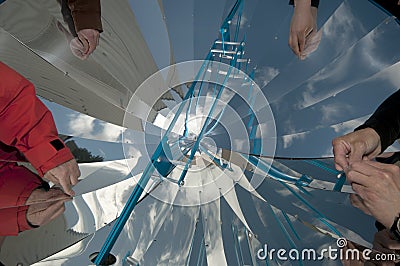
[185,115,206,136]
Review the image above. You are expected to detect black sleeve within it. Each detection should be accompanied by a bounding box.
[355,89,400,152]
[60,0,78,37]
[289,0,319,7]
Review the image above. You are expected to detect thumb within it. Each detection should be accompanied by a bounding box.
[78,35,89,53]
[58,177,75,197]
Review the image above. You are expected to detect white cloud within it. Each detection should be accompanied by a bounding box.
[320,103,352,123]
[322,2,360,42]
[67,113,123,142]
[330,115,369,134]
[231,14,248,29]
[282,131,308,149]
[254,66,280,88]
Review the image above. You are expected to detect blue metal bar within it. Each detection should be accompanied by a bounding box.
[94,56,213,265]
[303,159,346,192]
[204,54,247,137]
[203,96,227,136]
[196,55,223,111]
[96,1,247,262]
[184,60,212,137]
[244,154,342,238]
[221,0,244,41]
[267,203,303,265]
[221,28,227,56]
[279,181,343,237]
[177,46,242,185]
[233,1,244,42]
[252,158,310,187]
[200,2,246,137]
[199,146,230,169]
[122,251,130,265]
[295,174,313,187]
[246,72,258,140]
[94,162,156,265]
[333,173,346,192]
[281,210,301,241]
[303,159,339,175]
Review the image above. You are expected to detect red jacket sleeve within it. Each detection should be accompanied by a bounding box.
[0,62,74,176]
[0,205,36,236]
[0,164,43,235]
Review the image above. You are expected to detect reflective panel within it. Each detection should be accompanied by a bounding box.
[0,0,399,265]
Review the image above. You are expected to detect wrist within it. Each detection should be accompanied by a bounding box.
[365,127,382,154]
[294,0,311,8]
[357,127,382,155]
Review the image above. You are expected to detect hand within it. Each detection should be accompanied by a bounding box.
[43,159,80,196]
[301,28,322,59]
[289,1,318,59]
[70,29,100,59]
[370,229,400,265]
[347,160,400,228]
[26,188,71,227]
[332,128,381,172]
[341,240,364,266]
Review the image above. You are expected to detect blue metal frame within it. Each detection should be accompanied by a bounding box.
[95,1,245,263]
[94,55,214,264]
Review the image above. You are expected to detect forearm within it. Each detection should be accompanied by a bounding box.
[355,90,400,152]
[60,0,78,37]
[67,0,103,32]
[0,63,74,176]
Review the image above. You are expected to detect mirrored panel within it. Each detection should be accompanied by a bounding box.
[1,0,400,265]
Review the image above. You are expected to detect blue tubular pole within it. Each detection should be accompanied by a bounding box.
[96,0,246,262]
[94,162,155,265]
[199,146,229,169]
[222,0,244,41]
[233,1,244,42]
[303,159,340,175]
[184,58,212,137]
[246,155,302,184]
[281,210,301,241]
[243,154,343,237]
[333,173,346,192]
[177,47,242,185]
[94,56,213,265]
[266,203,302,265]
[246,71,258,140]
[178,1,245,185]
[304,159,346,191]
[279,181,343,238]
